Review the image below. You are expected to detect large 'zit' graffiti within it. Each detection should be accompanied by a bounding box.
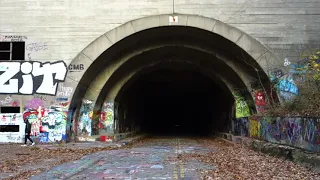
[0,61,67,95]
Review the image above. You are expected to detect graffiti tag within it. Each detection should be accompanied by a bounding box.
[0,61,67,95]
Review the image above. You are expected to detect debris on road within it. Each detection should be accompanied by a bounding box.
[1,137,319,180]
[180,138,320,179]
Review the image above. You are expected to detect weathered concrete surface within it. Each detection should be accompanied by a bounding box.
[31,137,216,180]
[1,0,318,62]
[70,14,276,102]
[250,140,320,173]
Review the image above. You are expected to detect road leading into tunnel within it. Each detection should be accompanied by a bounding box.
[31,136,319,180]
[31,137,217,180]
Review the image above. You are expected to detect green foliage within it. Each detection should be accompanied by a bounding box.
[264,50,320,117]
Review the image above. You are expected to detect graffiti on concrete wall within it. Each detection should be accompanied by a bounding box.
[270,66,300,102]
[41,111,67,142]
[25,98,45,110]
[23,107,67,143]
[26,42,48,52]
[0,113,25,143]
[0,95,20,107]
[0,61,67,95]
[252,90,268,113]
[68,64,85,73]
[0,35,27,42]
[56,84,73,97]
[244,116,320,152]
[249,117,260,138]
[100,102,114,133]
[233,92,251,118]
[78,100,93,136]
[299,49,320,80]
[234,117,249,136]
[278,74,299,101]
[269,49,320,102]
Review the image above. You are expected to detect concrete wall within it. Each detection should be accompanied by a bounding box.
[1,0,319,64]
[234,116,320,152]
[1,0,320,142]
[0,113,25,143]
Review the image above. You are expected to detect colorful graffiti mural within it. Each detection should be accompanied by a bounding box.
[0,113,25,143]
[79,100,93,136]
[238,116,320,152]
[252,90,268,113]
[23,107,67,143]
[0,95,20,107]
[233,92,251,118]
[100,102,114,133]
[300,49,320,80]
[234,117,249,136]
[249,117,260,138]
[25,98,45,109]
[269,49,320,102]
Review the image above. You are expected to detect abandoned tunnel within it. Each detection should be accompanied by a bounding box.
[116,68,234,136]
[70,25,274,138]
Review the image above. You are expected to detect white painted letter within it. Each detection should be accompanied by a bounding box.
[0,62,20,93]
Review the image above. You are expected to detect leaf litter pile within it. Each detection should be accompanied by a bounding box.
[177,139,320,179]
[0,137,149,180]
[0,143,129,180]
[1,137,319,180]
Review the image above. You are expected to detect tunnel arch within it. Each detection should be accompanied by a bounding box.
[98,46,252,103]
[65,14,280,138]
[102,60,252,134]
[67,14,281,105]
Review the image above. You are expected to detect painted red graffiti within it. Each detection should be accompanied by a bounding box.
[253,90,268,112]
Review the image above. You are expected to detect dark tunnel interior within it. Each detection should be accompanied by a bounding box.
[117,69,235,136]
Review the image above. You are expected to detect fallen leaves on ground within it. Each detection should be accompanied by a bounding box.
[0,144,120,180]
[1,137,319,180]
[179,138,320,180]
[0,137,151,180]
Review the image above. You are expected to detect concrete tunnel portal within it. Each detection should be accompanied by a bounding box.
[69,22,276,138]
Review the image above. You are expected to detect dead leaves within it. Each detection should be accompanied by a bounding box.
[179,139,320,180]
[0,145,120,180]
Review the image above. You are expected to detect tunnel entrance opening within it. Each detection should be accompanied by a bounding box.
[117,69,234,136]
[68,17,278,141]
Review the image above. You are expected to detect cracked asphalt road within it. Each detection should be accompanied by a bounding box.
[31,137,216,180]
[30,136,320,180]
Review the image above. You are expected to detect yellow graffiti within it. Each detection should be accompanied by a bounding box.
[300,49,320,80]
[89,111,93,119]
[106,111,113,121]
[249,118,260,138]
